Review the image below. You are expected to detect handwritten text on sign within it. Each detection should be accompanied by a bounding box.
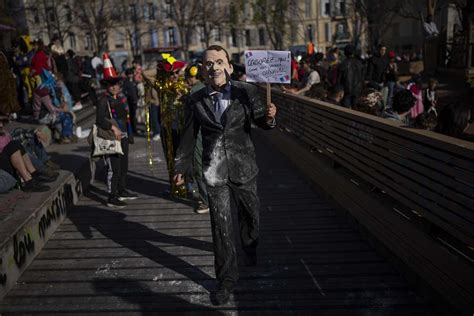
[245,50,291,84]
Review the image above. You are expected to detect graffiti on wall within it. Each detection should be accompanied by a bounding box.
[1,177,81,292]
[38,183,73,239]
[13,233,35,268]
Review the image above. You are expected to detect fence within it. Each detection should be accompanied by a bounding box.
[266,88,474,313]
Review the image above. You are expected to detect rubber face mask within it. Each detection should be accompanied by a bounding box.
[203,49,233,89]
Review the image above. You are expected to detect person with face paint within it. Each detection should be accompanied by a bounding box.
[173,45,277,305]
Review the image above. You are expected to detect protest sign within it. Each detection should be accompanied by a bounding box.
[244,50,291,84]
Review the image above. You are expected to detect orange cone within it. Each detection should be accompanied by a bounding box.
[102,52,118,80]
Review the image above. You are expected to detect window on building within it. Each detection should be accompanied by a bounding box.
[340,1,346,16]
[307,24,314,42]
[46,7,55,22]
[245,29,251,46]
[243,3,250,19]
[150,29,158,48]
[69,32,76,49]
[32,8,40,23]
[101,32,108,50]
[165,3,173,19]
[85,33,92,50]
[115,31,125,49]
[231,28,237,47]
[111,6,122,21]
[132,31,139,48]
[129,4,137,21]
[322,0,330,16]
[289,1,298,18]
[214,27,222,42]
[148,3,155,20]
[65,5,72,22]
[258,28,265,46]
[337,23,347,35]
[143,5,149,21]
[305,0,311,18]
[324,23,331,42]
[168,27,176,46]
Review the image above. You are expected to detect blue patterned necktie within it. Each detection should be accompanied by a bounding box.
[213,92,225,123]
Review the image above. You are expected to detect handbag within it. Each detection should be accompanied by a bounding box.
[88,101,124,156]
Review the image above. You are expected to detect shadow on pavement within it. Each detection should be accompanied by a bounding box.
[69,198,215,293]
[92,278,222,314]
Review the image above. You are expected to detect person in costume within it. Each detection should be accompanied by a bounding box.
[173,45,277,305]
[14,36,35,101]
[96,53,137,209]
[184,64,209,214]
[145,53,187,197]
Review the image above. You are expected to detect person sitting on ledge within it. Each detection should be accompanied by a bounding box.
[0,140,55,192]
[382,89,416,125]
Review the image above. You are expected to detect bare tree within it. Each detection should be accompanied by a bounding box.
[126,1,146,60]
[167,0,200,60]
[23,0,75,45]
[76,0,118,53]
[397,0,448,21]
[352,0,405,50]
[252,0,292,50]
[196,0,227,48]
[344,1,369,50]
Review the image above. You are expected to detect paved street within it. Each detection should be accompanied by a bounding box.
[0,132,432,314]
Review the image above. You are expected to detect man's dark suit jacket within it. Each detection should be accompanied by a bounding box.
[174,80,274,187]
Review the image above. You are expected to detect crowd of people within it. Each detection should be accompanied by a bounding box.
[283,44,473,142]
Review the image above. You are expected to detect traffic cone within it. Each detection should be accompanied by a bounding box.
[102,52,118,80]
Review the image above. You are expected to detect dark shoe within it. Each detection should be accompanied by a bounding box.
[195,202,209,214]
[212,281,234,306]
[117,190,138,201]
[106,196,127,208]
[243,251,257,267]
[21,179,50,192]
[46,160,60,170]
[42,168,60,178]
[33,171,57,183]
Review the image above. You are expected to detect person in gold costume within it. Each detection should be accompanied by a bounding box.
[144,53,188,197]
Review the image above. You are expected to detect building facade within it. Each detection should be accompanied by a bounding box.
[19,0,367,67]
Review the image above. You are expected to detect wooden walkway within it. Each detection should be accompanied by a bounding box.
[0,131,433,315]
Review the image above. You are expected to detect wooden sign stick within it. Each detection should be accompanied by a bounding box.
[266,82,271,106]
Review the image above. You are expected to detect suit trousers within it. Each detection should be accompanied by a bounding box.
[207,178,259,285]
[192,130,208,205]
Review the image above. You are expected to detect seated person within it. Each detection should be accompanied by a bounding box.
[382,90,416,125]
[33,85,75,144]
[435,103,473,141]
[306,83,328,100]
[0,169,17,194]
[0,140,55,192]
[283,58,321,95]
[10,126,59,176]
[413,112,437,131]
[325,85,344,106]
[354,88,384,116]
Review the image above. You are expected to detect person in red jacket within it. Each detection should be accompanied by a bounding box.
[30,40,51,83]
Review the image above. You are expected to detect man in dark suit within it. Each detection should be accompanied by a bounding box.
[173,45,276,305]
